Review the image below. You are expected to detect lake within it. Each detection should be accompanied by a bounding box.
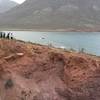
[4,31,100,56]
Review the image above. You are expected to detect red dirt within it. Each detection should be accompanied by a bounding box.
[0,39,100,100]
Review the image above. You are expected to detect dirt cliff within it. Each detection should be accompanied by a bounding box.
[0,39,100,100]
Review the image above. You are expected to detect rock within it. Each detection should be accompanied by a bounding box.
[4,53,24,61]
[4,54,15,60]
[16,53,24,56]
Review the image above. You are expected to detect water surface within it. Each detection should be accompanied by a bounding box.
[4,31,100,56]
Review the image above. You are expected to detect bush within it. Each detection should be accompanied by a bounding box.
[5,79,14,89]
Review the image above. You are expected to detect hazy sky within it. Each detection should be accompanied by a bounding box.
[11,0,26,4]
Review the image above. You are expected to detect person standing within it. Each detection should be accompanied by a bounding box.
[0,32,2,38]
[6,32,10,39]
[11,33,13,39]
[2,32,6,38]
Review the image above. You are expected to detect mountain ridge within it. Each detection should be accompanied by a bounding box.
[0,0,100,31]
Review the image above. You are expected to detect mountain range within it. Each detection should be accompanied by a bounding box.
[0,0,100,31]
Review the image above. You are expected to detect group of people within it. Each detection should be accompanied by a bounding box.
[0,32,13,39]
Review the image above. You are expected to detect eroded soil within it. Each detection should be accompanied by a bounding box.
[0,39,100,100]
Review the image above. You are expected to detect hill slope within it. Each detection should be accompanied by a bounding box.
[0,0,18,13]
[0,39,100,99]
[0,0,100,31]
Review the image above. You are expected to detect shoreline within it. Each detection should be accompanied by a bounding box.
[16,39,100,57]
[0,28,100,32]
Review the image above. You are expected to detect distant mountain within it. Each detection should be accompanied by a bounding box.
[0,0,18,13]
[0,0,100,31]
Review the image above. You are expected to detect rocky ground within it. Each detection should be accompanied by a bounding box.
[0,39,100,100]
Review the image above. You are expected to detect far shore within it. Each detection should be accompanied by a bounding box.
[0,27,100,32]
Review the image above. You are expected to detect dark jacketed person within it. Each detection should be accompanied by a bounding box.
[2,32,6,38]
[1,32,4,38]
[6,32,10,39]
[0,32,2,38]
[11,33,13,40]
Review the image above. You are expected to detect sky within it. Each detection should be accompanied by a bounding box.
[10,0,26,4]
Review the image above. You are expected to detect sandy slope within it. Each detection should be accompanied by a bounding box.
[0,39,100,100]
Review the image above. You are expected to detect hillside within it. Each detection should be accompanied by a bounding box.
[0,0,100,31]
[0,0,18,13]
[0,39,100,99]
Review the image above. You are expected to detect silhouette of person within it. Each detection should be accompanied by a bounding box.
[0,32,2,38]
[1,32,5,39]
[11,33,13,40]
[2,32,6,38]
[1,32,4,38]
[6,32,10,39]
